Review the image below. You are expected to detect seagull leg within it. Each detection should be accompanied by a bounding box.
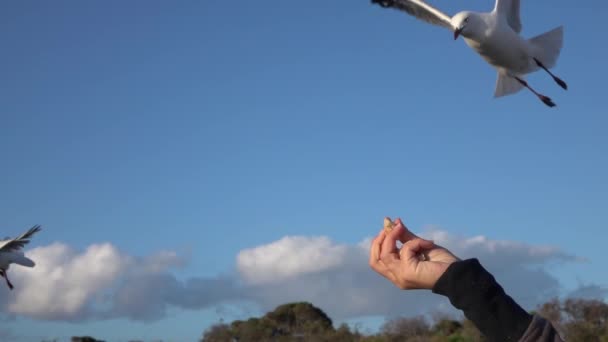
[0,270,12,290]
[513,76,556,107]
[4,276,13,290]
[533,58,568,90]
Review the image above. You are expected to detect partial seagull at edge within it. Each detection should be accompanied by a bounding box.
[0,225,42,290]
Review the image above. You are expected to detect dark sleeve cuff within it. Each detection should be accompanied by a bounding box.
[432,258,533,342]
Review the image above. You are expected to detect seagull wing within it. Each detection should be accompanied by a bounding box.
[494,0,522,33]
[0,225,42,253]
[373,0,453,30]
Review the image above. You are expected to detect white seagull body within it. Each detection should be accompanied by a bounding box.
[372,0,567,107]
[0,225,41,290]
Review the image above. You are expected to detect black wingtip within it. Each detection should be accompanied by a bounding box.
[20,225,42,240]
[371,0,394,8]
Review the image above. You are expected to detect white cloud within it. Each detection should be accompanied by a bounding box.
[0,228,600,324]
[7,243,125,319]
[237,236,348,285]
[1,242,234,322]
[567,284,608,300]
[233,228,584,320]
[422,228,580,266]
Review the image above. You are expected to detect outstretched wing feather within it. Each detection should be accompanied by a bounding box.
[379,0,453,29]
[494,0,522,33]
[0,225,42,252]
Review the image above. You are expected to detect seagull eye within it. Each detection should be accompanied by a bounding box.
[464,17,469,23]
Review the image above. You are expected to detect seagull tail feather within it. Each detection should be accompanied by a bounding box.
[494,72,524,98]
[529,26,564,70]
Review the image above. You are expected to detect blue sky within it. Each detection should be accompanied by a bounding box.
[1,0,607,341]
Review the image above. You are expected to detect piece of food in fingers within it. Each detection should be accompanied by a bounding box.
[383,217,395,233]
[386,217,428,261]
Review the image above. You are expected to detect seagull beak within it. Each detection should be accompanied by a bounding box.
[454,27,463,40]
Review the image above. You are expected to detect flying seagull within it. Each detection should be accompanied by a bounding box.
[371,0,567,107]
[0,225,41,290]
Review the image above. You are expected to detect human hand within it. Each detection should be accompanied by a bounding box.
[369,217,460,290]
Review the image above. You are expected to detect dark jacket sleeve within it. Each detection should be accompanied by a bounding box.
[432,258,563,342]
[519,314,565,342]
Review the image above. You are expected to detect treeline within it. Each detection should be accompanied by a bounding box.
[201,298,608,341]
[534,297,608,341]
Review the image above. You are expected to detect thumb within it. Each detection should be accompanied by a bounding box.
[400,238,435,260]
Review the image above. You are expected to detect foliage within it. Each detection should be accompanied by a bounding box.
[538,297,608,341]
[202,297,608,342]
[70,337,106,342]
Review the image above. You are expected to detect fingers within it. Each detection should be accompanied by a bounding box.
[394,218,419,243]
[370,217,447,291]
[369,229,399,284]
[369,229,385,265]
[380,224,401,261]
[382,237,435,291]
[400,238,435,260]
